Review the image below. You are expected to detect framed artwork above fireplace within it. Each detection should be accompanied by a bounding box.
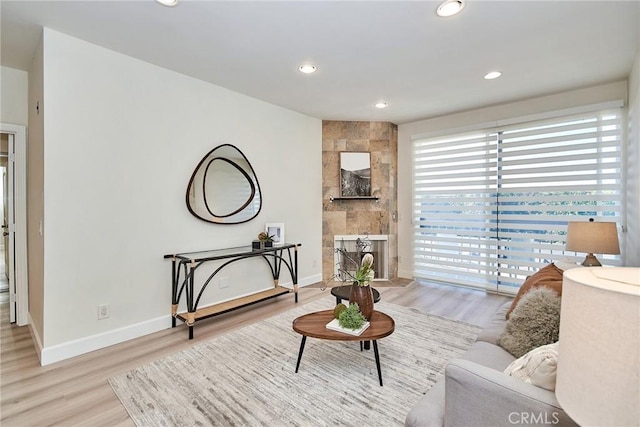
[340,152,371,197]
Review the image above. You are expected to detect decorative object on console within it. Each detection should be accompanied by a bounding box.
[556,267,639,427]
[186,144,262,224]
[265,222,284,246]
[340,151,371,197]
[497,287,561,358]
[565,218,620,266]
[252,232,274,250]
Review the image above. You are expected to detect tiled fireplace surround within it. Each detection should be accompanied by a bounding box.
[322,121,398,283]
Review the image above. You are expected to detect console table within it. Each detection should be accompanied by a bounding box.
[164,243,301,339]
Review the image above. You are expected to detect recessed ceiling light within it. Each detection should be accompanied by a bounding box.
[436,0,465,17]
[375,102,388,109]
[484,71,502,80]
[156,0,178,6]
[298,64,317,74]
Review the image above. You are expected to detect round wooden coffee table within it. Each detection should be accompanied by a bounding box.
[292,310,395,386]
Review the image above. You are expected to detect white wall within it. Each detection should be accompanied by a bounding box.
[1,66,28,126]
[39,29,322,363]
[397,81,631,279]
[626,50,640,267]
[27,35,45,346]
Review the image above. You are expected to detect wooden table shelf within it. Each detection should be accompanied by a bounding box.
[175,286,292,324]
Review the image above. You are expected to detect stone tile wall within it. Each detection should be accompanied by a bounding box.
[322,121,398,283]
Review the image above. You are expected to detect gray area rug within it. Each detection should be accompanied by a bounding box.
[109,299,480,426]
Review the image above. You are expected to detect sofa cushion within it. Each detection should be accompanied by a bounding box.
[504,342,559,391]
[476,301,511,345]
[444,359,578,427]
[462,341,516,371]
[497,287,561,358]
[506,263,563,319]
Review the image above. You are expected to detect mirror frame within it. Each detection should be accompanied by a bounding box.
[186,144,262,224]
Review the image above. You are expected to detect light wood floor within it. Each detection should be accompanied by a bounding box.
[0,281,510,427]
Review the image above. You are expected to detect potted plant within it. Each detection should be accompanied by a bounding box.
[335,302,366,330]
[325,237,376,320]
[349,253,375,320]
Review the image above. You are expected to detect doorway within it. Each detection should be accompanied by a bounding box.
[0,124,28,326]
[0,136,8,303]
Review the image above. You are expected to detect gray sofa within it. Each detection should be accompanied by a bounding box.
[405,301,578,427]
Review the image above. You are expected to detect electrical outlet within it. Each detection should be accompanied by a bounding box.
[98,304,110,320]
[219,277,230,289]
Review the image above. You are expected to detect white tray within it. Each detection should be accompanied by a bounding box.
[326,318,370,336]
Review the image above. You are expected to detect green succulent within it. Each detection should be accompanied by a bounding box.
[338,303,366,330]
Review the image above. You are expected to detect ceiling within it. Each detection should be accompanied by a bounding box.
[2,1,639,124]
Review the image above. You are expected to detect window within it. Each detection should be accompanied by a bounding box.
[412,107,623,294]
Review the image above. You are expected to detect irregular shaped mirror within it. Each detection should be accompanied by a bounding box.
[186,144,262,224]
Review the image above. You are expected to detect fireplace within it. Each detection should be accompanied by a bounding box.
[334,235,389,281]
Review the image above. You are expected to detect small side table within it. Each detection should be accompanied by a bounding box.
[330,285,381,305]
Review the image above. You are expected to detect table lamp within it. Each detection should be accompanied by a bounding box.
[556,268,639,426]
[565,219,620,266]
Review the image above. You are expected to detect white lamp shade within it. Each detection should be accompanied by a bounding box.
[556,268,640,426]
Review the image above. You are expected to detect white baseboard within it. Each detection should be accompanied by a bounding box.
[276,273,323,288]
[296,273,323,287]
[40,314,171,366]
[397,269,414,280]
[38,273,322,366]
[28,312,44,364]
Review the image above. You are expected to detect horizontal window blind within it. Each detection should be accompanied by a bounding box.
[414,131,499,290]
[413,108,623,294]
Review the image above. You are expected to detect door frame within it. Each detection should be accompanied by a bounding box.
[0,123,28,326]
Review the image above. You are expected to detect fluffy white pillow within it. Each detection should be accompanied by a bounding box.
[504,342,559,391]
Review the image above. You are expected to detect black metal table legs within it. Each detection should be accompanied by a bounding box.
[373,340,383,386]
[295,336,307,373]
[294,337,383,386]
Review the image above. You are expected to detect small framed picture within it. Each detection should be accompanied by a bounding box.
[340,152,371,197]
[265,223,285,245]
